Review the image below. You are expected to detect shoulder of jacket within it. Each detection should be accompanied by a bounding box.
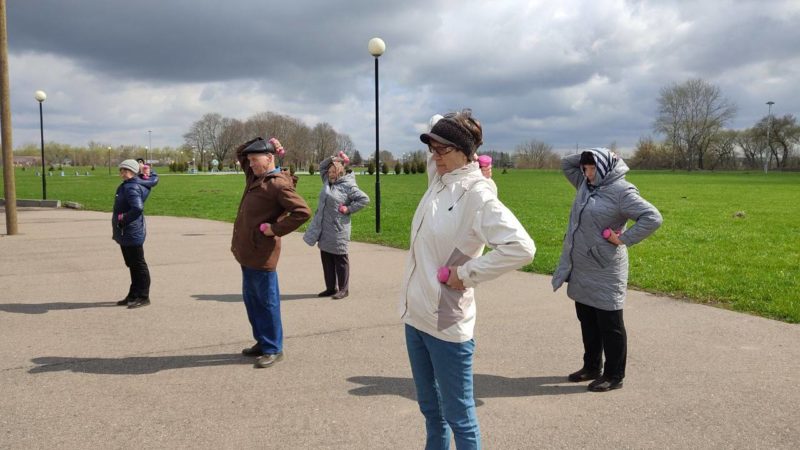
[265,172,293,188]
[466,177,497,198]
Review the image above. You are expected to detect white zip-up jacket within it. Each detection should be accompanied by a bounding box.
[399,157,536,343]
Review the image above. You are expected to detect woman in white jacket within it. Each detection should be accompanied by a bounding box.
[400,110,535,450]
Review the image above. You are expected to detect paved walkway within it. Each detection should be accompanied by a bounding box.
[1,208,798,449]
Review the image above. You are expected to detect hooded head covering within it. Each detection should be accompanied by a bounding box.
[580,148,618,183]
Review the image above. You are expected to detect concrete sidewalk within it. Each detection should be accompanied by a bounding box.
[1,208,798,449]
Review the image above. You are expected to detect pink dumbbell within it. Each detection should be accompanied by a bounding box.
[437,266,451,283]
[338,205,347,214]
[259,223,270,233]
[602,228,612,239]
[478,155,492,168]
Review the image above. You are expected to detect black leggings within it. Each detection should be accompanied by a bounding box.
[120,245,150,299]
[574,301,627,380]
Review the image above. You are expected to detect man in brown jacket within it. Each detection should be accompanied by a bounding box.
[232,137,311,368]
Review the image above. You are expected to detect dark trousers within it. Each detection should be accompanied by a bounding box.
[120,245,150,299]
[574,301,627,380]
[320,250,349,293]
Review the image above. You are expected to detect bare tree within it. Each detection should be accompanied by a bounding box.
[735,128,768,170]
[654,78,737,170]
[311,122,338,163]
[183,116,211,167]
[629,136,672,169]
[244,111,315,169]
[215,118,246,166]
[336,133,355,155]
[706,129,738,170]
[754,114,799,169]
[513,139,559,169]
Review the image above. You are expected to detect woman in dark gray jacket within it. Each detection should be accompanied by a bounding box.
[552,148,662,392]
[303,153,370,300]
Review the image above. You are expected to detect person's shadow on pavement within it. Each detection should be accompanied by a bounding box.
[29,354,253,375]
[0,301,118,314]
[347,374,586,405]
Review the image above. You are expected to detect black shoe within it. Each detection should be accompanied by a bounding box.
[127,297,151,309]
[568,367,602,382]
[331,290,349,300]
[241,343,263,357]
[254,352,284,368]
[116,297,133,306]
[588,376,623,392]
[318,289,336,297]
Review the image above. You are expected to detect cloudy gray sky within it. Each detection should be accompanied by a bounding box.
[6,0,800,156]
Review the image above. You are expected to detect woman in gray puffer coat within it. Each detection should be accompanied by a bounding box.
[552,148,662,392]
[303,153,370,300]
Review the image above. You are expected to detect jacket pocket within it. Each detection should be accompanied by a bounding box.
[437,285,472,331]
[588,245,611,268]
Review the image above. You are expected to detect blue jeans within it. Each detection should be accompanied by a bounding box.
[405,324,481,450]
[241,266,282,354]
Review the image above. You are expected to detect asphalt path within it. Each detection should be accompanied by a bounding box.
[1,207,798,449]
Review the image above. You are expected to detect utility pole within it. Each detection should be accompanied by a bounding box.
[764,101,774,174]
[0,0,18,235]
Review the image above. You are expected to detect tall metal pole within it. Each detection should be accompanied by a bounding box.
[39,101,46,199]
[374,56,381,233]
[148,130,151,163]
[0,0,17,234]
[107,146,111,175]
[764,101,774,174]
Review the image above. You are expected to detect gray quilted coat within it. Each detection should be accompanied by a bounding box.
[551,148,662,311]
[303,157,370,255]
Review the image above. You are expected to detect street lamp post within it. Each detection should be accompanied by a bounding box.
[764,101,774,174]
[35,90,47,199]
[368,37,385,233]
[107,146,111,175]
[147,130,151,163]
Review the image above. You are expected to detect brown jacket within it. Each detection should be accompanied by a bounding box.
[231,144,311,271]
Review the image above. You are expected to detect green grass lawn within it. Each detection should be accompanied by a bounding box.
[4,167,799,323]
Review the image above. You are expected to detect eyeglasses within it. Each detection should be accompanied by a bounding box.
[428,143,456,156]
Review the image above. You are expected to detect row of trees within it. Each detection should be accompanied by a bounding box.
[12,141,183,168]
[639,78,800,170]
[11,80,795,172]
[182,112,358,172]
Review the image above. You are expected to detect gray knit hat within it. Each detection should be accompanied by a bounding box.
[118,159,139,174]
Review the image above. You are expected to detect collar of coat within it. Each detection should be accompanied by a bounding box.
[439,161,485,190]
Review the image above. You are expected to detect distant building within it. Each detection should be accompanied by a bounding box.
[13,156,40,167]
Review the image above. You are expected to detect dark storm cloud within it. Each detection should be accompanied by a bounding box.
[6,0,800,154]
[8,0,434,94]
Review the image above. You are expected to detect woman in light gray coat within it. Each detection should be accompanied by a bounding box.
[552,148,662,392]
[303,153,370,300]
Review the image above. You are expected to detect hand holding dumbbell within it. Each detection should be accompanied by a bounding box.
[259,222,275,236]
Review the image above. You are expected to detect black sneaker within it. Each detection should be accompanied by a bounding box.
[127,297,151,309]
[254,352,284,368]
[568,367,602,382]
[318,289,337,297]
[116,297,134,306]
[588,376,623,392]
[241,343,263,357]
